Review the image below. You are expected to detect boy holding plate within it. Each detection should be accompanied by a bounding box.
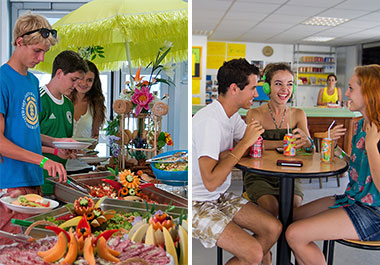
[39,50,88,195]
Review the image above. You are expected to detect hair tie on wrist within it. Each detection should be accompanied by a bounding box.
[54,148,58,156]
[40,157,49,168]
[229,152,240,162]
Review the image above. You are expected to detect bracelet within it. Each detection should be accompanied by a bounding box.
[334,146,346,159]
[229,152,240,162]
[305,136,315,152]
[40,157,49,168]
[53,148,58,156]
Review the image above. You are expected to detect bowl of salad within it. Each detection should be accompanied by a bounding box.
[151,150,188,186]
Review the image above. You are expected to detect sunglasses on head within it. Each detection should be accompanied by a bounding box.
[21,28,57,39]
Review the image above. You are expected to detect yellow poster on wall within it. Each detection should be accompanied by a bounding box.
[192,79,201,94]
[227,43,246,58]
[207,55,225,69]
[192,97,201,104]
[207,42,226,56]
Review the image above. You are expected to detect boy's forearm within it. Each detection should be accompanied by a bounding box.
[0,135,44,165]
[41,134,56,147]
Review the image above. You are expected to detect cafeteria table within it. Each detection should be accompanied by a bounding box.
[236,150,349,265]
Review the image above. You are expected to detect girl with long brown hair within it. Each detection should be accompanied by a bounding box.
[66,60,106,174]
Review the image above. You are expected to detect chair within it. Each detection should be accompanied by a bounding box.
[217,246,223,265]
[311,132,341,188]
[323,239,380,265]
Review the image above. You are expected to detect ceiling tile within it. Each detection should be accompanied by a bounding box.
[273,4,325,16]
[192,0,380,46]
[264,14,308,24]
[321,9,369,19]
[335,0,380,11]
[287,0,344,7]
[229,2,282,13]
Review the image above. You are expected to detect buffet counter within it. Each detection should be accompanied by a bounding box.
[192,105,362,155]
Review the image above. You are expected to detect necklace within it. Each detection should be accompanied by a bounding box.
[267,104,287,129]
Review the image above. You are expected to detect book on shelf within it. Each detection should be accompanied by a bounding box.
[298,76,308,85]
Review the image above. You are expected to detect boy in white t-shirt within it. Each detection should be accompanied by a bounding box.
[192,58,282,265]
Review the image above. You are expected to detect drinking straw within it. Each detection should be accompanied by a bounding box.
[287,123,290,135]
[328,120,335,139]
[289,106,292,133]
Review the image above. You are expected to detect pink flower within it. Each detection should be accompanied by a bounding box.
[361,194,374,204]
[351,153,356,163]
[350,168,359,181]
[366,175,372,184]
[356,137,365,149]
[131,87,154,116]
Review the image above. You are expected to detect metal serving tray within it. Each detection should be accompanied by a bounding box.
[47,171,188,208]
[19,198,187,239]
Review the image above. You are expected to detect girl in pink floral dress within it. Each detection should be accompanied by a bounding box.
[286,64,380,265]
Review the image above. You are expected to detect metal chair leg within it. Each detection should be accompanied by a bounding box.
[327,240,335,265]
[336,174,341,187]
[217,246,223,265]
[323,240,329,260]
[319,178,323,189]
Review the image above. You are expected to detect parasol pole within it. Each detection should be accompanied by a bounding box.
[125,42,134,87]
[121,113,125,170]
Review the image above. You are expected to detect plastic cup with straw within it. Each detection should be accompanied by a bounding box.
[321,120,335,162]
[284,123,296,156]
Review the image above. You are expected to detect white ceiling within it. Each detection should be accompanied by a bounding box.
[192,0,380,46]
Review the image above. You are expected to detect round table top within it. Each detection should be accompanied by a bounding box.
[236,150,349,178]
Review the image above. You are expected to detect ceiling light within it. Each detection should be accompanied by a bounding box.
[303,36,335,42]
[302,16,349,27]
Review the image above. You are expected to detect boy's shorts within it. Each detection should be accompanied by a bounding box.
[192,192,249,248]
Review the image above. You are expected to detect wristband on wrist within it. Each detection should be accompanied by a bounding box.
[53,148,58,156]
[40,157,49,168]
[305,136,315,152]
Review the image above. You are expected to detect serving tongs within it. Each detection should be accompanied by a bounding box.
[146,151,187,163]
[66,177,91,194]
[0,230,33,243]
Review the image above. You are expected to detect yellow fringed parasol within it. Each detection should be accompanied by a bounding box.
[34,0,188,73]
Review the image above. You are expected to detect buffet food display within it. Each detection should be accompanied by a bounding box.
[0,159,188,265]
[8,195,187,265]
[47,171,187,208]
[1,213,182,265]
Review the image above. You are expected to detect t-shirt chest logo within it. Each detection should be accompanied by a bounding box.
[21,92,38,129]
[66,111,72,124]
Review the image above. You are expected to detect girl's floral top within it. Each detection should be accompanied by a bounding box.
[333,118,380,208]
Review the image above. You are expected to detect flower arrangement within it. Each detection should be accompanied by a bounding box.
[120,41,175,116]
[105,42,175,166]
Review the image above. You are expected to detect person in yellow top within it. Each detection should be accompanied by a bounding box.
[317,73,342,106]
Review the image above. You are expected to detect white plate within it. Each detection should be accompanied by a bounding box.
[53,141,91,150]
[72,137,96,143]
[0,196,59,214]
[79,156,109,164]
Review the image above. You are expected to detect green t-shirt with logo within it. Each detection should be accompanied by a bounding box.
[39,85,74,195]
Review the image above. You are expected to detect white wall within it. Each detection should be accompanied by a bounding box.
[337,45,361,102]
[192,35,294,105]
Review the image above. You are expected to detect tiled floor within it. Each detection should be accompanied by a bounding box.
[192,173,380,265]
